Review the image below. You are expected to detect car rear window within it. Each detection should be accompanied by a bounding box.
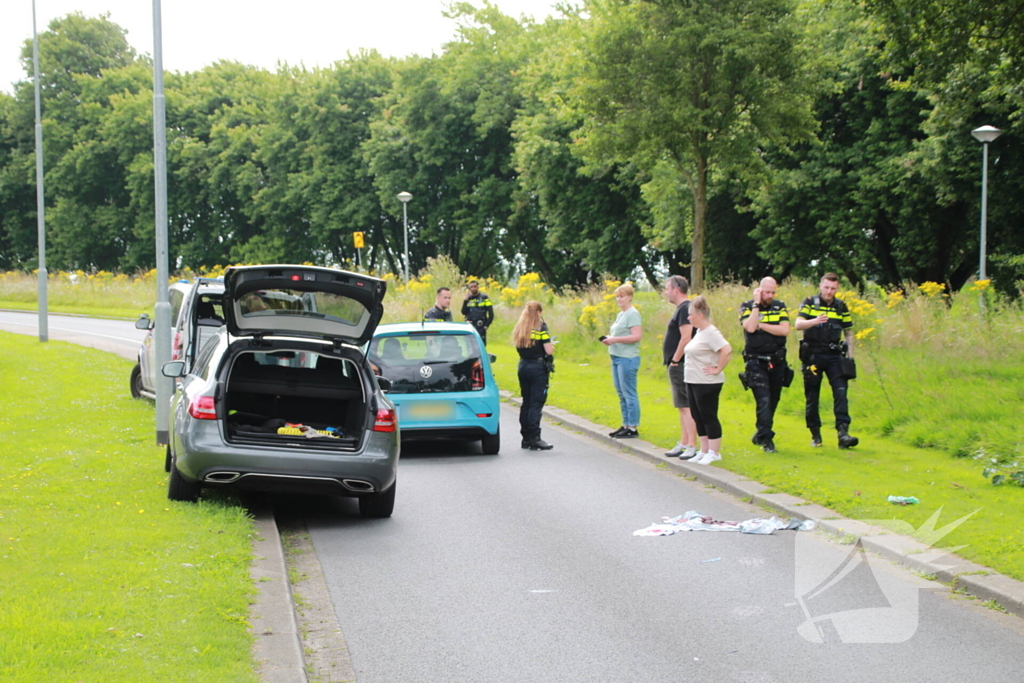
[240,288,365,326]
[368,333,484,393]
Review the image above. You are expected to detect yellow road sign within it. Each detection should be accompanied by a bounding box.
[353,232,365,249]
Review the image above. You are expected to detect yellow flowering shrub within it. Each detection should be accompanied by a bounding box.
[918,281,945,297]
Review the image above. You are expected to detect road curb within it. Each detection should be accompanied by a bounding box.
[250,505,307,683]
[507,394,1024,620]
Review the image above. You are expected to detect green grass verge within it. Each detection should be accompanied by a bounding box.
[0,332,258,683]
[487,319,1024,582]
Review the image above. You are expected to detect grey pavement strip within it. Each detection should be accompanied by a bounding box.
[522,396,1024,621]
[250,504,308,683]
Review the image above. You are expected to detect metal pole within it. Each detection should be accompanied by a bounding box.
[979,141,990,281]
[32,0,47,342]
[402,201,409,284]
[153,0,171,445]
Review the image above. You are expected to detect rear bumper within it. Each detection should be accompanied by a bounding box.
[174,423,399,495]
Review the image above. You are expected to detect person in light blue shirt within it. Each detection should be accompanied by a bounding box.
[602,283,643,438]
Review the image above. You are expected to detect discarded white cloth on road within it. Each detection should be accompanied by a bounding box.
[633,510,815,537]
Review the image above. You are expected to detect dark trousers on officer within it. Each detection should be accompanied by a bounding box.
[518,359,549,442]
[472,319,488,344]
[803,353,850,431]
[746,357,786,443]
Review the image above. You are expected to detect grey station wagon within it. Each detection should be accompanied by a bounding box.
[162,265,400,518]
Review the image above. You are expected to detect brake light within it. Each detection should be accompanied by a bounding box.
[188,395,217,420]
[372,407,397,433]
[471,360,485,391]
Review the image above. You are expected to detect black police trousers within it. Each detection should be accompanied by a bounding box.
[803,353,850,432]
[745,357,787,443]
[470,318,488,344]
[518,359,549,442]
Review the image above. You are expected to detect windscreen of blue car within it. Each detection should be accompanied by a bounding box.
[368,333,485,393]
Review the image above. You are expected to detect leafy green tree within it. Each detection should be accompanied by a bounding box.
[364,5,543,281]
[570,0,816,291]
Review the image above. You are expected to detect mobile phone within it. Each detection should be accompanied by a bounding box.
[598,335,608,342]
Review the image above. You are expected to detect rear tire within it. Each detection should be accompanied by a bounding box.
[358,480,396,519]
[130,364,144,399]
[481,428,500,455]
[167,453,200,502]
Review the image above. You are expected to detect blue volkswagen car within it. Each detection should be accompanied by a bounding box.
[368,322,501,454]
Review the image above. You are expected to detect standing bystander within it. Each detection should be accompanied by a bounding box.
[684,296,732,465]
[602,284,643,438]
[662,275,699,459]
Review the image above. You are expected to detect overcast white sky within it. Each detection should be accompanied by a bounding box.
[3,0,560,94]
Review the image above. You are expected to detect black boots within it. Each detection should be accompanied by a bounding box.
[810,429,823,447]
[837,427,859,449]
[522,439,553,451]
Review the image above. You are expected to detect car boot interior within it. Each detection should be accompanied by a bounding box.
[224,350,367,449]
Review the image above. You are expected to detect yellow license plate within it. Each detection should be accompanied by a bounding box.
[405,401,455,420]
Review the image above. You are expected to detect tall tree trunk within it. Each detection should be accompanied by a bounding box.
[690,153,709,292]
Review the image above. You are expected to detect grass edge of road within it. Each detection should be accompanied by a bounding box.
[0,331,260,683]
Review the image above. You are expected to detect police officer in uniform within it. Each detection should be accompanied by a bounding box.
[424,287,453,322]
[461,280,494,344]
[739,277,790,453]
[513,301,555,450]
[795,273,859,449]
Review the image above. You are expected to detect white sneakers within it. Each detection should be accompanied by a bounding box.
[694,451,722,465]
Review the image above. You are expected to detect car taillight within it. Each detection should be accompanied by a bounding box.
[471,360,484,391]
[373,407,397,433]
[171,330,181,360]
[188,395,217,420]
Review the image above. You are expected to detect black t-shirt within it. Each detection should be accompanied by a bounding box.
[516,323,551,360]
[662,300,692,365]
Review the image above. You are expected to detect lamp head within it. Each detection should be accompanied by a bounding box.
[396,191,413,203]
[972,125,1002,144]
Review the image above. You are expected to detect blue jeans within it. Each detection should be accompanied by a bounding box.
[611,355,641,427]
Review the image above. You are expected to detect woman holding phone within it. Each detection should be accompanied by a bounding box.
[602,283,643,438]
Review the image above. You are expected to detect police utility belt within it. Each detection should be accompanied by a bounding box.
[799,340,846,362]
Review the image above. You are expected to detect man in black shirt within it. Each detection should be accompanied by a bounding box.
[662,275,698,459]
[424,287,453,322]
[739,277,790,453]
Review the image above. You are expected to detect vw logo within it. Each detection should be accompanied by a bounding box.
[419,366,433,378]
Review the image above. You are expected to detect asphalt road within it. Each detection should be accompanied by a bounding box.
[7,311,1024,681]
[298,410,1024,683]
[0,309,145,360]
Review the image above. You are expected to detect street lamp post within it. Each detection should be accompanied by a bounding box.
[971,125,1002,282]
[32,0,47,343]
[397,191,412,283]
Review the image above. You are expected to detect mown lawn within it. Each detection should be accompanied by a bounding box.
[0,332,259,683]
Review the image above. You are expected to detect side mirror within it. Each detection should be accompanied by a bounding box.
[377,376,393,392]
[135,314,153,330]
[489,354,497,363]
[161,360,186,378]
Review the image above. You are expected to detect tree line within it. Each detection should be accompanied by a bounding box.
[1,0,1022,294]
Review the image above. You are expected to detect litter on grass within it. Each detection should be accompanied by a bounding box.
[633,510,816,537]
[887,495,920,505]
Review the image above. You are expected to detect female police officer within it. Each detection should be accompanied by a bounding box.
[513,301,555,450]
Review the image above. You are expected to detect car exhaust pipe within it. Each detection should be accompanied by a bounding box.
[342,479,375,492]
[205,471,241,483]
